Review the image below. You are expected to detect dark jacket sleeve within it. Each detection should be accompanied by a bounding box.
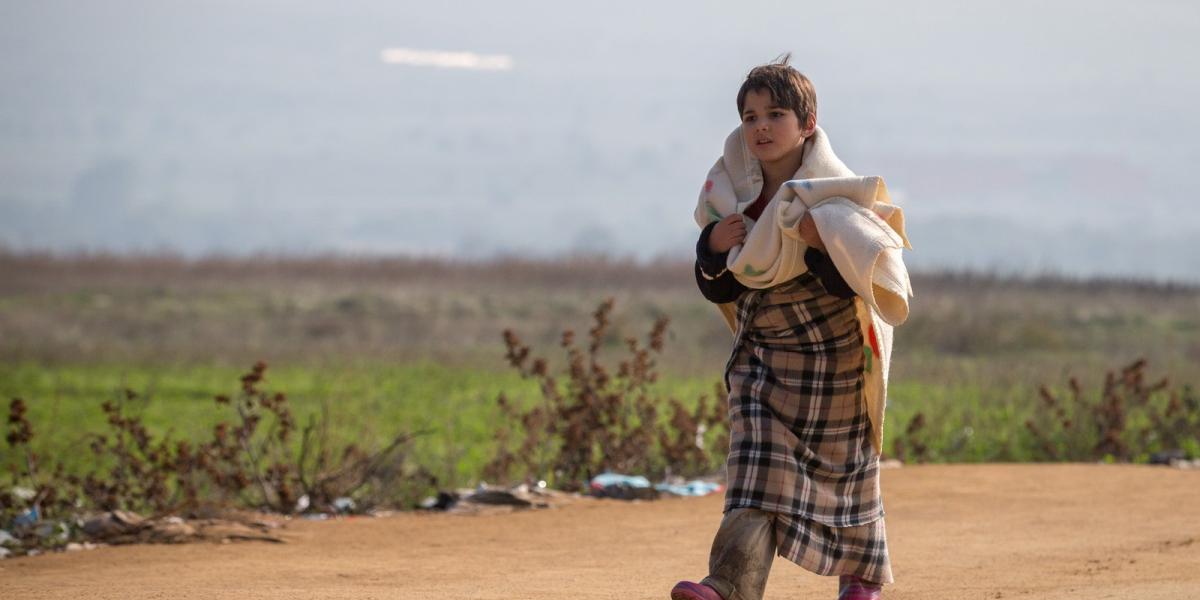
[694,221,747,304]
[804,247,856,299]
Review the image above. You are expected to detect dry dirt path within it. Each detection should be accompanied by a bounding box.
[4,464,1198,599]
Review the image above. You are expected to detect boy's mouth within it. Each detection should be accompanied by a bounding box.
[756,139,773,146]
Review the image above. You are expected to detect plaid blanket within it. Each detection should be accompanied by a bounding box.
[722,270,883,528]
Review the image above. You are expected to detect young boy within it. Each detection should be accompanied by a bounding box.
[672,56,894,600]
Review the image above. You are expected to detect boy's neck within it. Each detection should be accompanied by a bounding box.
[759,141,806,199]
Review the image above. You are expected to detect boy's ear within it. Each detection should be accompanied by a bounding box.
[801,114,817,137]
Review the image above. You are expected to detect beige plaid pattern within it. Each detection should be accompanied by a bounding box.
[720,270,891,581]
[774,512,893,585]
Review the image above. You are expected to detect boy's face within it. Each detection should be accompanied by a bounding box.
[740,88,813,165]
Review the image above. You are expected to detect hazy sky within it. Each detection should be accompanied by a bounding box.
[2,1,1198,280]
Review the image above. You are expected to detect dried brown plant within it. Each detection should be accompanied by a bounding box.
[1028,358,1194,462]
[1,361,437,545]
[484,299,726,490]
[890,412,929,463]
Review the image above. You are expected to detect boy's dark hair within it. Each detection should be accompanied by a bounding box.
[736,53,817,126]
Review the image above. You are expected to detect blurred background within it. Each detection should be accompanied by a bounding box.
[2,0,1198,278]
[1,1,1198,510]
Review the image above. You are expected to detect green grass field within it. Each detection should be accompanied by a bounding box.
[2,252,1198,494]
[1,360,549,489]
[4,356,1194,491]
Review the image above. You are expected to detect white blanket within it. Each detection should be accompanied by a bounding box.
[694,125,914,454]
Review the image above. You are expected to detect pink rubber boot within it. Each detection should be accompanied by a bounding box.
[838,574,882,600]
[670,580,725,600]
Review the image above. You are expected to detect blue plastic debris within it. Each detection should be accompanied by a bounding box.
[589,473,656,500]
[589,473,651,490]
[11,507,39,529]
[654,480,723,497]
[589,473,723,500]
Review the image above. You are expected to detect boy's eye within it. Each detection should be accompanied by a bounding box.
[742,115,756,123]
[770,111,784,118]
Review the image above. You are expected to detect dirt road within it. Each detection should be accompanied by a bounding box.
[4,464,1198,599]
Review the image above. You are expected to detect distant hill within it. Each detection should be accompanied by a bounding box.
[2,1,1197,281]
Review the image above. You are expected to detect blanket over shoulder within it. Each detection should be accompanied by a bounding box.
[693,125,914,454]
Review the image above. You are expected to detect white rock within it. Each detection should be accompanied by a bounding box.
[65,542,83,552]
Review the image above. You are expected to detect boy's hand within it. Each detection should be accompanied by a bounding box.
[708,214,747,254]
[797,212,825,252]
